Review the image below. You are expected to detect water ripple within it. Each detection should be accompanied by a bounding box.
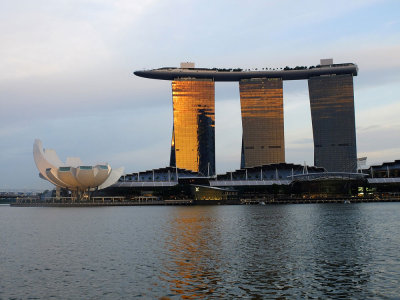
[0,204,399,298]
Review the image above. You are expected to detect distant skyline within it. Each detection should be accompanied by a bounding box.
[1,0,400,189]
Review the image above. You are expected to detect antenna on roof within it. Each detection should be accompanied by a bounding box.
[303,162,308,174]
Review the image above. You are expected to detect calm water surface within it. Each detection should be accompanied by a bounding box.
[0,203,399,299]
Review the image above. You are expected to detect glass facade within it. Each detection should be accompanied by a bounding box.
[170,79,215,176]
[308,74,357,172]
[239,78,285,168]
[79,166,92,170]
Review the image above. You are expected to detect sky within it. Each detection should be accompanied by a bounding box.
[1,0,400,190]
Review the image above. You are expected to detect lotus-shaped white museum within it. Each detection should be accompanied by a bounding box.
[33,139,123,197]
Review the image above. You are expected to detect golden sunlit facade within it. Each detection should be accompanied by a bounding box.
[308,74,357,172]
[134,61,359,173]
[170,79,215,175]
[239,78,285,168]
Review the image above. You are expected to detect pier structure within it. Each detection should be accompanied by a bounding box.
[134,59,358,172]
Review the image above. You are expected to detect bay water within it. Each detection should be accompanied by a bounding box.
[1,203,399,299]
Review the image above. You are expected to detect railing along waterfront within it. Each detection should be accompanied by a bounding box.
[240,195,400,204]
[11,196,193,206]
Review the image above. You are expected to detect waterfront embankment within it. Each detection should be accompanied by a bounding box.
[10,196,400,207]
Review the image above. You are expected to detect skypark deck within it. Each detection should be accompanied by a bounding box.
[134,63,358,81]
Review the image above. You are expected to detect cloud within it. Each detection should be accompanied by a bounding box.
[0,13,109,80]
[357,101,400,130]
[291,138,314,145]
[359,148,400,167]
[215,99,242,172]
[356,101,400,165]
[1,0,399,189]
[0,0,162,81]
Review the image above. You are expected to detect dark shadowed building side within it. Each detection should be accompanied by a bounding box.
[308,74,357,172]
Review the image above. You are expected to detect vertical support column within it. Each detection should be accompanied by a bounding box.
[308,74,357,172]
[170,78,215,176]
[169,126,176,167]
[239,78,285,168]
[55,186,61,199]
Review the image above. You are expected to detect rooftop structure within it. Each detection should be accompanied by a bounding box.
[134,62,358,82]
[364,160,400,178]
[119,166,201,183]
[215,162,325,181]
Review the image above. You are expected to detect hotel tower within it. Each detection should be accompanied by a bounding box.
[239,78,285,168]
[308,73,357,172]
[134,59,358,173]
[169,77,216,176]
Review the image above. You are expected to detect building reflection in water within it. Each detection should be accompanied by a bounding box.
[158,206,295,298]
[309,204,373,298]
[157,205,375,298]
[159,207,223,298]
